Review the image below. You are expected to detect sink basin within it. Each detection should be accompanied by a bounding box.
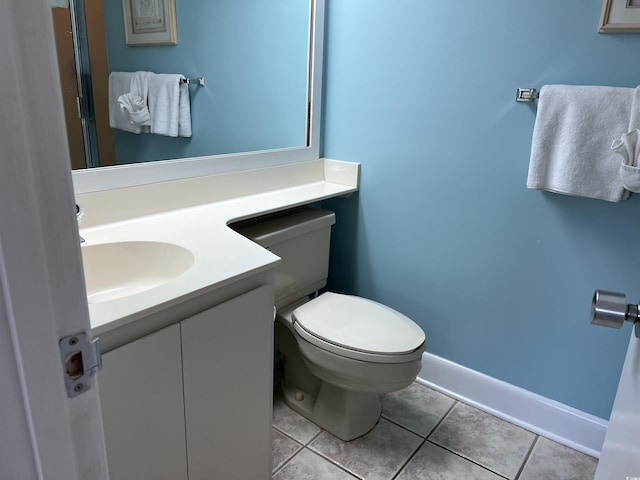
[81,241,194,304]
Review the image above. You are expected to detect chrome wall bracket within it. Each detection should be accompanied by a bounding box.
[59,332,102,397]
[516,88,539,103]
[180,76,205,87]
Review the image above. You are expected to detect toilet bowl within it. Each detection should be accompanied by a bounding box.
[276,292,425,440]
[231,207,426,440]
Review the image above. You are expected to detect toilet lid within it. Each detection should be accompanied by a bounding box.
[292,292,425,356]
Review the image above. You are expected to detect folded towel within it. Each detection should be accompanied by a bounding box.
[148,74,192,138]
[117,93,150,125]
[611,87,640,192]
[109,72,147,134]
[526,85,633,202]
[613,129,640,192]
[128,71,152,126]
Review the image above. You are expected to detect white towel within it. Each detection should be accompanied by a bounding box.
[526,85,633,202]
[612,87,640,192]
[118,71,151,129]
[148,74,192,138]
[109,72,149,134]
[126,71,152,126]
[628,85,640,131]
[117,93,150,125]
[613,129,640,192]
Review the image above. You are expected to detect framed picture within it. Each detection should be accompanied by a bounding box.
[122,0,178,46]
[599,0,640,32]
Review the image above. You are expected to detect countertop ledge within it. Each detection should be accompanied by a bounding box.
[78,159,359,340]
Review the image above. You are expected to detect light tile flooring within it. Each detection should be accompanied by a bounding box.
[272,382,598,480]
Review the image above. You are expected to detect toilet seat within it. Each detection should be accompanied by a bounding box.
[292,292,425,364]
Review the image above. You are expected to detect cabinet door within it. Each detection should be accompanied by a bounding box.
[182,284,274,480]
[99,324,188,480]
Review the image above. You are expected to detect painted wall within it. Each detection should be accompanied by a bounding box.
[102,0,309,164]
[322,0,640,420]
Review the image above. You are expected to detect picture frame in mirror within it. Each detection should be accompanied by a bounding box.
[599,0,640,32]
[122,0,178,45]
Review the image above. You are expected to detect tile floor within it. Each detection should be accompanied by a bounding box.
[271,382,598,480]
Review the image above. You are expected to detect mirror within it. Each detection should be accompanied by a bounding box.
[56,0,323,193]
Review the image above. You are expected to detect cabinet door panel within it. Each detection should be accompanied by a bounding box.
[99,324,188,480]
[182,284,274,480]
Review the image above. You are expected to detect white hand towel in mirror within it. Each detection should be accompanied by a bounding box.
[149,74,192,137]
[128,71,152,127]
[526,85,632,202]
[117,93,150,125]
[178,83,192,138]
[109,72,146,134]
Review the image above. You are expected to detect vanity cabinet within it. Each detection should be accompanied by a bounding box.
[182,284,274,479]
[99,284,274,480]
[100,323,187,480]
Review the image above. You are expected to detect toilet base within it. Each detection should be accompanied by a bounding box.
[281,379,382,441]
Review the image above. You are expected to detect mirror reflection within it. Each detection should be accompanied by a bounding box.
[52,0,312,170]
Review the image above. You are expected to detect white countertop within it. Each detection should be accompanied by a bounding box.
[77,159,359,340]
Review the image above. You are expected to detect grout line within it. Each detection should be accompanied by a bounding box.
[425,401,513,479]
[424,439,511,480]
[380,407,450,439]
[271,424,294,440]
[514,435,539,480]
[271,440,305,477]
[305,428,324,446]
[270,423,321,448]
[426,399,459,438]
[271,425,306,447]
[390,401,460,479]
[306,445,367,480]
[380,414,426,438]
[390,436,428,479]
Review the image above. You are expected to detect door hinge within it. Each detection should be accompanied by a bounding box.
[59,332,102,398]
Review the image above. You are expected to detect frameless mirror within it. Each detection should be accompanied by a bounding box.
[54,0,323,193]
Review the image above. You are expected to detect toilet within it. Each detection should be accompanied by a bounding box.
[232,206,426,441]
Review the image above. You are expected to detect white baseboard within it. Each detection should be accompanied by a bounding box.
[416,353,607,459]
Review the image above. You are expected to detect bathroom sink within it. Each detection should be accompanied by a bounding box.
[81,241,194,304]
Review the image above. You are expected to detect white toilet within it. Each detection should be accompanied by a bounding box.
[232,206,426,441]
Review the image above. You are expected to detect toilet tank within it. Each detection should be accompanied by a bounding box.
[231,206,335,309]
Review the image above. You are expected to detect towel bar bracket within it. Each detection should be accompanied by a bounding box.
[181,77,205,87]
[516,88,539,102]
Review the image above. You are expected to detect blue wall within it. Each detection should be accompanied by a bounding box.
[102,0,309,164]
[322,0,640,420]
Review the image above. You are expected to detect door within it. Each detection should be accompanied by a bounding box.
[0,1,108,479]
[51,5,87,170]
[595,331,640,479]
[51,0,116,168]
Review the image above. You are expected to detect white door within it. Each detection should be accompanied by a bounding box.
[595,330,640,479]
[0,1,108,479]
